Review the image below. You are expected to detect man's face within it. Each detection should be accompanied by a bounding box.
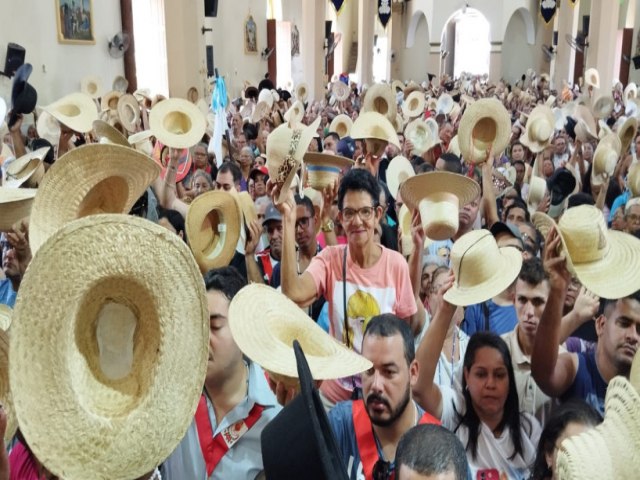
[295,204,316,249]
[1,239,20,279]
[597,297,640,376]
[236,134,247,150]
[265,220,283,260]
[511,145,525,162]
[458,196,480,230]
[253,174,267,197]
[256,202,268,223]
[231,115,242,130]
[206,289,243,384]
[625,205,640,234]
[323,136,337,153]
[361,333,416,427]
[216,170,237,192]
[554,137,566,155]
[439,124,453,144]
[515,279,550,344]
[193,147,208,169]
[514,162,525,184]
[506,206,527,225]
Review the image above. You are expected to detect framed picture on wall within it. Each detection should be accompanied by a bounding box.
[244,15,258,54]
[56,0,95,44]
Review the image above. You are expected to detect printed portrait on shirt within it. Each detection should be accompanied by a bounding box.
[344,290,380,351]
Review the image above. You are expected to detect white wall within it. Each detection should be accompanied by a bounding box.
[502,11,540,83]
[399,12,429,83]
[0,0,124,105]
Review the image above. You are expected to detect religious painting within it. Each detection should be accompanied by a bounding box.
[244,15,258,54]
[291,25,300,57]
[56,0,95,44]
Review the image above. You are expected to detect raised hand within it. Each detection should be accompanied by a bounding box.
[543,227,572,292]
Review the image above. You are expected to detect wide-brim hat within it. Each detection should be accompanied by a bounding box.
[112,75,129,93]
[284,100,305,126]
[573,104,598,140]
[229,284,372,381]
[258,89,275,109]
[436,94,454,115]
[458,98,511,164]
[80,75,103,99]
[387,155,414,200]
[617,116,638,156]
[593,96,614,119]
[0,187,37,231]
[392,79,405,93]
[304,152,353,190]
[11,64,37,118]
[93,119,130,147]
[400,172,481,241]
[402,90,425,118]
[350,111,400,149]
[405,118,437,155]
[100,90,123,112]
[186,86,199,104]
[332,81,350,102]
[591,133,621,186]
[361,83,397,124]
[0,318,17,446]
[520,105,555,153]
[251,100,271,123]
[448,135,461,156]
[44,92,98,133]
[10,214,208,480]
[3,147,49,188]
[629,162,640,198]
[128,130,154,156]
[149,98,207,149]
[116,94,140,133]
[546,167,576,217]
[28,144,161,254]
[624,83,638,103]
[585,68,601,89]
[329,114,352,138]
[295,82,309,102]
[237,191,257,226]
[527,175,547,213]
[533,205,640,298]
[443,229,523,306]
[185,190,242,272]
[36,109,61,145]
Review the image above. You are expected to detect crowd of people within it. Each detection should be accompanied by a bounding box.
[1,61,640,480]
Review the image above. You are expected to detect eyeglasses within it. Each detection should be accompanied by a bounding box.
[626,214,640,223]
[372,459,391,480]
[341,206,376,222]
[295,216,311,229]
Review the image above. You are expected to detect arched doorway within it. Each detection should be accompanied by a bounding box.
[440,8,490,79]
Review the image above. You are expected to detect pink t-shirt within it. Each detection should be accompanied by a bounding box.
[306,244,417,403]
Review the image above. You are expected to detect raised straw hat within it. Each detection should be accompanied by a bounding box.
[361,83,397,124]
[80,75,103,99]
[527,175,547,214]
[3,147,48,188]
[112,75,129,93]
[520,105,555,153]
[10,214,208,480]
[402,90,425,119]
[92,119,130,147]
[0,187,37,231]
[617,116,638,155]
[591,133,622,187]
[44,92,98,133]
[284,100,305,126]
[295,82,309,102]
[128,130,154,156]
[117,93,140,133]
[304,152,353,191]
[329,114,352,139]
[405,118,437,155]
[100,90,123,112]
[0,316,17,446]
[628,162,640,198]
[350,111,400,157]
[592,96,615,119]
[386,155,414,200]
[458,98,511,164]
[331,81,350,102]
[150,98,207,149]
[584,68,601,89]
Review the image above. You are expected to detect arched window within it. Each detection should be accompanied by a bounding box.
[441,8,490,78]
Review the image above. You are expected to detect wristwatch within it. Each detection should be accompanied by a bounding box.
[321,219,334,233]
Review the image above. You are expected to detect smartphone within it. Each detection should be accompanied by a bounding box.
[476,469,500,480]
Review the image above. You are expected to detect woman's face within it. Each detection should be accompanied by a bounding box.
[546,422,593,480]
[193,175,211,197]
[542,158,554,177]
[464,347,510,422]
[421,264,438,298]
[582,142,594,161]
[254,155,266,167]
[239,149,253,167]
[193,147,208,169]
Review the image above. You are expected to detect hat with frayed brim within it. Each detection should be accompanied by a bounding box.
[93,119,130,147]
[593,96,614,119]
[3,147,49,188]
[0,187,37,231]
[350,111,400,149]
[405,118,437,155]
[361,83,397,124]
[304,153,353,191]
[402,90,425,119]
[443,229,523,306]
[329,114,352,139]
[229,284,372,382]
[0,316,17,446]
[149,98,207,149]
[28,144,161,254]
[10,214,208,480]
[458,98,511,164]
[618,116,638,156]
[387,155,414,200]
[44,92,99,133]
[117,94,140,133]
[186,190,242,272]
[533,204,640,298]
[520,105,555,153]
[332,81,350,102]
[80,75,103,99]
[400,172,481,241]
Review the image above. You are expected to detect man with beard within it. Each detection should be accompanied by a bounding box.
[247,202,282,284]
[0,222,30,308]
[328,314,439,480]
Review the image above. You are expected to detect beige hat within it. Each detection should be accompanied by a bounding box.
[426,97,438,112]
[186,86,199,103]
[391,79,405,93]
[100,90,123,112]
[228,283,372,382]
[329,114,352,139]
[267,117,321,204]
[386,155,414,200]
[436,94,454,115]
[0,304,10,331]
[533,205,640,298]
[520,105,555,153]
[405,118,437,155]
[458,98,511,164]
[402,90,425,119]
[584,68,601,89]
[628,162,640,198]
[448,135,461,156]
[258,89,275,109]
[112,75,129,93]
[80,75,103,99]
[400,172,481,241]
[361,83,397,124]
[591,133,621,186]
[443,229,523,306]
[283,100,305,126]
[10,214,208,480]
[0,317,17,446]
[398,204,414,256]
[617,116,638,155]
[304,152,353,190]
[3,147,49,188]
[295,82,309,102]
[350,111,400,150]
[149,98,207,149]
[36,110,61,145]
[527,175,547,213]
[449,102,462,123]
[237,191,257,226]
[93,119,130,147]
[29,144,161,254]
[332,81,350,102]
[186,190,242,272]
[251,100,271,124]
[592,96,614,119]
[128,130,154,156]
[0,187,37,231]
[44,92,99,133]
[117,94,140,133]
[624,83,637,103]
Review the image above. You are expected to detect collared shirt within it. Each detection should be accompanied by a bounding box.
[161,361,281,480]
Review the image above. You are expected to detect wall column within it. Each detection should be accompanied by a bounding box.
[489,42,502,84]
[554,0,579,89]
[301,0,325,101]
[388,3,404,81]
[356,0,375,85]
[586,0,620,95]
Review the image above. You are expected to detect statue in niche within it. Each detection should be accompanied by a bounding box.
[291,25,300,57]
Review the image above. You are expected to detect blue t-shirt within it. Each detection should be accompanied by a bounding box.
[0,279,16,308]
[461,300,517,336]
[562,350,608,416]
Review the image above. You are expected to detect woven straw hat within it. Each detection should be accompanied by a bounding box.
[436,94,454,115]
[0,187,36,231]
[92,119,130,147]
[350,111,400,149]
[392,79,405,93]
[458,98,511,164]
[332,81,350,102]
[361,83,396,124]
[295,82,309,102]
[591,133,621,186]
[628,162,640,198]
[3,147,48,188]
[283,100,304,126]
[386,155,414,200]
[267,117,321,204]
[229,283,372,381]
[0,318,17,446]
[617,116,638,155]
[10,214,208,480]
[251,100,271,124]
[0,304,10,331]
[237,191,257,226]
[304,152,353,191]
[100,90,122,112]
[448,135,461,156]
[520,105,555,153]
[405,118,437,155]
[128,130,154,156]
[398,204,415,256]
[80,75,103,99]
[29,144,161,254]
[44,92,98,133]
[533,205,640,298]
[112,75,129,93]
[117,94,140,133]
[592,96,614,119]
[400,172,480,241]
[186,190,242,272]
[149,97,206,149]
[584,68,600,89]
[527,175,547,213]
[402,90,425,119]
[329,114,352,138]
[444,229,523,306]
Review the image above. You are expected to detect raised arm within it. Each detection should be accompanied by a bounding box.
[407,210,426,335]
[150,148,188,218]
[558,285,600,344]
[481,150,499,229]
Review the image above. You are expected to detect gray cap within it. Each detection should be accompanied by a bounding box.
[489,221,524,249]
[262,202,282,226]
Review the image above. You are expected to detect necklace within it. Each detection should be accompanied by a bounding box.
[437,329,458,387]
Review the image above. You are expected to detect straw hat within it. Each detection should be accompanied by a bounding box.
[628,162,640,198]
[100,90,122,112]
[436,94,454,115]
[329,114,352,138]
[295,82,309,102]
[458,98,511,164]
[617,116,638,155]
[591,133,621,187]
[92,119,130,147]
[443,229,523,306]
[258,89,275,109]
[386,155,414,200]
[350,111,400,149]
[391,79,405,93]
[10,214,208,480]
[0,304,10,331]
[44,92,98,133]
[251,100,271,123]
[267,117,321,204]
[527,175,547,213]
[402,90,425,118]
[332,81,350,102]
[520,105,555,153]
[593,96,614,119]
[128,130,154,156]
[116,94,140,133]
[0,187,37,231]
[149,98,207,149]
[186,86,199,103]
[283,100,305,126]
[399,172,481,241]
[112,75,129,93]
[186,190,242,272]
[133,88,152,107]
[237,191,257,226]
[0,318,17,446]
[449,102,462,123]
[36,110,61,144]
[361,83,396,124]
[229,283,372,382]
[624,83,637,103]
[533,205,640,298]
[584,68,601,89]
[405,118,437,155]
[448,135,461,156]
[3,147,48,188]
[304,153,353,190]
[398,204,415,256]
[80,75,103,99]
[29,144,161,254]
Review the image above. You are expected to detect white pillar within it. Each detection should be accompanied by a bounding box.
[586,0,620,94]
[554,0,579,88]
[301,0,325,101]
[356,0,375,85]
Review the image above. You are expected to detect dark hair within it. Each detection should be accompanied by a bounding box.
[416,162,435,174]
[364,314,414,366]
[518,257,548,286]
[218,161,242,184]
[455,332,531,460]
[294,193,314,216]
[396,424,469,480]
[243,123,258,141]
[324,131,340,144]
[511,141,525,151]
[203,266,247,300]
[567,192,595,209]
[157,207,186,241]
[439,153,463,174]
[30,138,55,164]
[530,399,601,480]
[504,199,530,223]
[603,289,640,312]
[337,168,380,211]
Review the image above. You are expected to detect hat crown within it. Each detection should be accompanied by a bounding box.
[451,230,507,289]
[267,117,321,184]
[559,205,609,264]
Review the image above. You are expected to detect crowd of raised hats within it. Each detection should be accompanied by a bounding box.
[0,60,639,480]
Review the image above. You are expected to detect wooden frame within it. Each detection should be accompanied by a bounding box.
[244,15,258,54]
[56,0,95,44]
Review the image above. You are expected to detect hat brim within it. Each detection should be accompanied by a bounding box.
[117,94,141,133]
[0,325,17,446]
[400,171,481,213]
[93,120,130,147]
[458,98,511,164]
[149,98,207,149]
[45,93,98,133]
[0,187,37,231]
[386,155,414,200]
[304,152,353,170]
